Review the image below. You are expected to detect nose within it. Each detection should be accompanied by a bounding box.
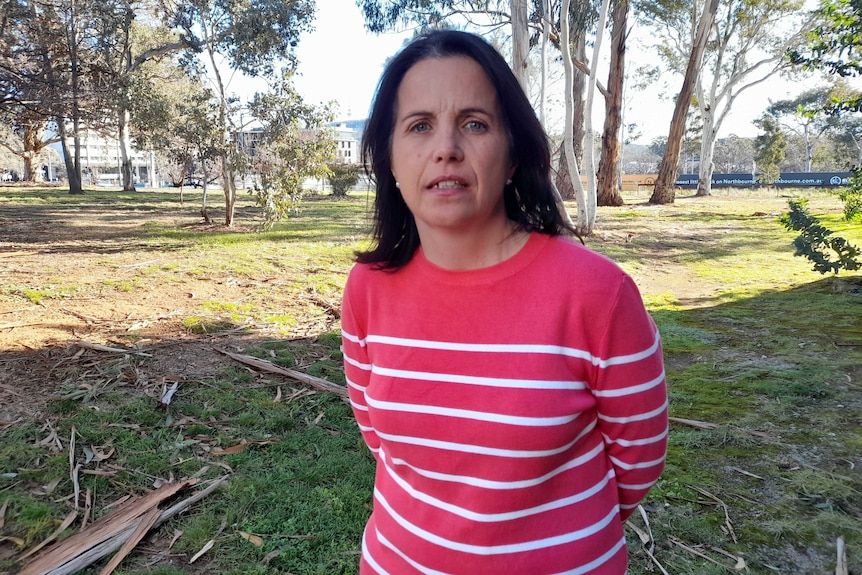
[433,126,464,163]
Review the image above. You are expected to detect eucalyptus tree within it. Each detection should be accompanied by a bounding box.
[0,0,103,193]
[636,0,717,203]
[764,85,848,171]
[783,0,861,273]
[89,1,187,192]
[753,115,787,183]
[163,0,316,226]
[0,0,62,181]
[246,70,335,229]
[594,0,628,207]
[639,0,811,199]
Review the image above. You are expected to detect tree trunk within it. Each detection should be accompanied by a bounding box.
[57,118,83,195]
[556,36,587,201]
[581,0,611,231]
[596,0,627,208]
[118,108,136,191]
[650,0,720,205]
[222,164,236,226]
[560,0,587,230]
[696,117,717,197]
[510,0,529,94]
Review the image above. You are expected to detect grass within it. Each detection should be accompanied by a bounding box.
[0,185,860,574]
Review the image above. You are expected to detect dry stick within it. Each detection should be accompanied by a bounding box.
[669,536,736,571]
[669,416,720,430]
[74,340,152,357]
[688,485,738,544]
[836,536,848,575]
[217,349,348,399]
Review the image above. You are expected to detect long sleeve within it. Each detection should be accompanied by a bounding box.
[341,271,380,459]
[592,275,668,521]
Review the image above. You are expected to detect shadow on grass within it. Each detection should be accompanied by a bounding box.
[638,274,862,574]
[1,274,859,574]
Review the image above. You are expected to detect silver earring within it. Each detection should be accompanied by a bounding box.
[506,178,512,185]
[395,181,400,188]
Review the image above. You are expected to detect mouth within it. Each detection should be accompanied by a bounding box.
[428,179,468,190]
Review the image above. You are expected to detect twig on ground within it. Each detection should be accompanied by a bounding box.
[74,340,152,357]
[836,536,848,575]
[625,506,669,575]
[688,485,738,543]
[216,349,348,399]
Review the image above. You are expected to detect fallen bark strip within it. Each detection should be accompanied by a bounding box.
[217,349,348,399]
[669,416,770,439]
[96,506,161,575]
[18,477,228,575]
[73,340,152,357]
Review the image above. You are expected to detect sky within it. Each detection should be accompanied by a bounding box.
[252,0,846,145]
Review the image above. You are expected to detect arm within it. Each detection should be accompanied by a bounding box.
[593,276,668,521]
[341,273,381,460]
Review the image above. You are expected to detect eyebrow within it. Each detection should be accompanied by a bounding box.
[397,107,496,123]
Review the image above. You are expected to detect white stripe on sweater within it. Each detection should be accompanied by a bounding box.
[380,449,615,522]
[351,330,661,368]
[365,394,582,427]
[371,365,586,391]
[380,424,599,490]
[374,488,620,555]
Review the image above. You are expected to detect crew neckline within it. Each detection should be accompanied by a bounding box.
[411,232,550,286]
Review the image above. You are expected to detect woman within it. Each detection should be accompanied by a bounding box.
[341,30,668,574]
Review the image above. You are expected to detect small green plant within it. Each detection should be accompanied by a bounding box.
[838,166,862,221]
[780,199,861,274]
[326,162,361,197]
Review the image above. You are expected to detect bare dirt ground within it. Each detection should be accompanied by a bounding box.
[0,196,343,425]
[0,188,751,426]
[0,189,850,422]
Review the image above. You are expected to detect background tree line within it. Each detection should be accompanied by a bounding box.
[1,0,860,238]
[0,0,354,227]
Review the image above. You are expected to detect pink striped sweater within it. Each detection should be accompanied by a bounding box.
[341,232,668,574]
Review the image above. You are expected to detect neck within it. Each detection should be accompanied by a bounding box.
[418,220,530,270]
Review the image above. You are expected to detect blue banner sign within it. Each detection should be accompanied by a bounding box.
[675,172,851,188]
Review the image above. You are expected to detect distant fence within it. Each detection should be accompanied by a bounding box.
[595,172,852,191]
[674,172,852,189]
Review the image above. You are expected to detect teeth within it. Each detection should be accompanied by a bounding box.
[434,181,464,189]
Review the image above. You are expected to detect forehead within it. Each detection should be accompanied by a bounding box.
[395,56,500,113]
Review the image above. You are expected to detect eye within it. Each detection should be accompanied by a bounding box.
[465,120,488,132]
[409,121,431,133]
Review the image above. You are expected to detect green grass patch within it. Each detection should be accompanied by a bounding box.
[1,187,859,574]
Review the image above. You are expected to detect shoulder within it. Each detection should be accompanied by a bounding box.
[537,234,631,283]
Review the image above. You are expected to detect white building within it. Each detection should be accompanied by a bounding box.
[331,121,364,164]
[59,128,153,186]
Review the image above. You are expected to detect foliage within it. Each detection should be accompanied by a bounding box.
[246,71,336,229]
[839,165,862,220]
[326,163,361,197]
[780,198,862,273]
[753,116,787,183]
[789,0,861,91]
[171,0,317,226]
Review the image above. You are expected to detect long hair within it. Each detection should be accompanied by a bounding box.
[358,30,572,269]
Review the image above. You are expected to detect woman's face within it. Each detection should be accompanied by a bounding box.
[390,56,514,238]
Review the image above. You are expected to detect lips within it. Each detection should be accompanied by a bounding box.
[427,177,468,189]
